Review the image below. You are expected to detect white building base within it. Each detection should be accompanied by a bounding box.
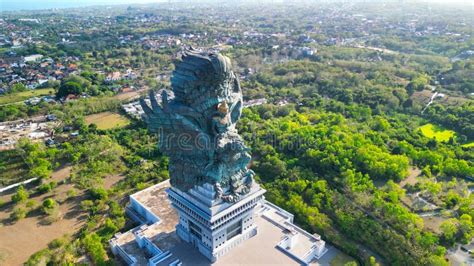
[167,183,266,262]
[110,180,330,265]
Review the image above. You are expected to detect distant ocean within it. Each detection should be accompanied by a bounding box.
[1,0,470,12]
[0,0,162,12]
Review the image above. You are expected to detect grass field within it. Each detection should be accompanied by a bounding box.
[462,142,474,148]
[0,88,54,105]
[85,111,130,130]
[418,123,456,142]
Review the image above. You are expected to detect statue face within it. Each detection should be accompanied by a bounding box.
[217,101,229,115]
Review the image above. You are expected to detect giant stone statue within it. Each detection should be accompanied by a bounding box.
[140,49,254,203]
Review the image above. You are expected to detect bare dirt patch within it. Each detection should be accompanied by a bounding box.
[423,215,447,234]
[113,87,148,101]
[85,112,130,130]
[104,174,125,189]
[400,167,421,188]
[0,166,88,266]
[0,165,126,265]
[411,89,469,107]
[0,197,87,265]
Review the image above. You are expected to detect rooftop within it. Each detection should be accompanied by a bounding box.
[131,180,179,234]
[112,180,343,265]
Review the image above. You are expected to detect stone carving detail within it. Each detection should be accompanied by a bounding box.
[141,49,253,202]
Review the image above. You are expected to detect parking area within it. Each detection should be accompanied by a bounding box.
[0,117,57,150]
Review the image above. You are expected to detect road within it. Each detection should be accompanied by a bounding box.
[421,91,439,114]
[447,245,474,266]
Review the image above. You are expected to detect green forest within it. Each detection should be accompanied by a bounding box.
[0,1,473,265]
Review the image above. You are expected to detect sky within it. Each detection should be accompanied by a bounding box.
[1,0,472,12]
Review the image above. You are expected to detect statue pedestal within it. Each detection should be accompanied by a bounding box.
[167,183,266,262]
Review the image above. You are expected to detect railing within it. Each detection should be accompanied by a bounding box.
[112,241,137,266]
[125,206,148,225]
[129,197,161,224]
[276,238,309,266]
[262,200,294,222]
[143,237,162,255]
[169,259,182,266]
[148,250,172,266]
